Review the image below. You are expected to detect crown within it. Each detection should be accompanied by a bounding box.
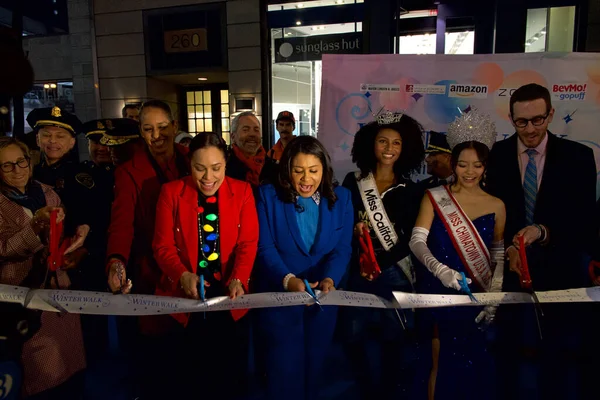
[375,109,404,125]
[446,107,497,151]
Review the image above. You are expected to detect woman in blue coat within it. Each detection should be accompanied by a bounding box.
[255,136,353,400]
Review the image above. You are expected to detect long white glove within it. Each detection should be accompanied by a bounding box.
[475,241,505,326]
[409,227,471,292]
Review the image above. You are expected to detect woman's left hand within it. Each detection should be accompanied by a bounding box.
[319,277,335,293]
[228,279,245,299]
[64,224,90,255]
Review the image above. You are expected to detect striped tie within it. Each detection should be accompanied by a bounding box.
[524,149,538,225]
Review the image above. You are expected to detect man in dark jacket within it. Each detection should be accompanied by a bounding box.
[487,83,597,400]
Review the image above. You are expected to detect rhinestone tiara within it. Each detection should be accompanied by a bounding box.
[446,107,497,151]
[375,109,404,125]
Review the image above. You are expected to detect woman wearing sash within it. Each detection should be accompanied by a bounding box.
[409,110,506,400]
[340,111,425,399]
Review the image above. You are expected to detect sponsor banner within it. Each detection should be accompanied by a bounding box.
[448,83,489,99]
[405,84,447,95]
[552,83,587,101]
[319,53,600,194]
[360,84,400,92]
[2,284,600,315]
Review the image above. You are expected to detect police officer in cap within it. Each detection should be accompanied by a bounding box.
[418,131,453,190]
[99,118,142,166]
[27,106,81,198]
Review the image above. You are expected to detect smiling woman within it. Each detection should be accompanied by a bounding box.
[0,137,86,398]
[254,136,354,400]
[152,131,258,399]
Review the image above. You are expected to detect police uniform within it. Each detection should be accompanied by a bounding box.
[27,106,82,199]
[62,119,122,291]
[415,130,453,192]
[100,118,141,166]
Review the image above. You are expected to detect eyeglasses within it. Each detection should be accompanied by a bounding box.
[512,113,549,128]
[1,157,30,173]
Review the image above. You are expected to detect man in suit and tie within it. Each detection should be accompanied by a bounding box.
[487,83,596,399]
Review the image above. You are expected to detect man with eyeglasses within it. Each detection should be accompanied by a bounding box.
[487,83,596,399]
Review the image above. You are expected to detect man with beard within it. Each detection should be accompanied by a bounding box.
[269,111,297,162]
[27,106,81,199]
[227,111,276,187]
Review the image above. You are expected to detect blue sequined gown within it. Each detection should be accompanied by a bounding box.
[417,213,497,400]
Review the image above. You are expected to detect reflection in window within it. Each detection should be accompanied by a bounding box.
[394,31,474,55]
[525,6,575,53]
[14,82,75,135]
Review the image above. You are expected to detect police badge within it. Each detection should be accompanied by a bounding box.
[51,106,62,118]
[75,173,95,189]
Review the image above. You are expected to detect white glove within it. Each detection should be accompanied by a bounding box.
[475,241,505,326]
[475,305,497,326]
[409,227,471,292]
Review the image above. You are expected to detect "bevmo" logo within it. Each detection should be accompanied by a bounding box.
[552,84,586,101]
[448,84,489,99]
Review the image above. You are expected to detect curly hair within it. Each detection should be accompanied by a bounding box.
[351,115,425,179]
[276,136,337,209]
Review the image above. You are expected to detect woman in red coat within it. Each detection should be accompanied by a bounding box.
[153,132,258,399]
[105,100,189,399]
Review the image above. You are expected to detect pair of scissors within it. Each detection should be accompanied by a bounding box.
[459,272,478,302]
[518,235,544,339]
[303,279,323,311]
[46,209,71,288]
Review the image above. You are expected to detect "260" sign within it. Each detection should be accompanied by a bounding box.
[164,28,208,54]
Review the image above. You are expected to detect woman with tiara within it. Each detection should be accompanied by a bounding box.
[409,109,506,400]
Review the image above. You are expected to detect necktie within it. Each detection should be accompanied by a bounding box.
[524,149,538,225]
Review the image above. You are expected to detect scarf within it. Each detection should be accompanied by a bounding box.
[232,144,266,187]
[3,180,47,214]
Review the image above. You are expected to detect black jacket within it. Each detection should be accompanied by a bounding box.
[486,132,596,290]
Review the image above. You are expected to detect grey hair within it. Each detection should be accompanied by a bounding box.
[231,111,259,135]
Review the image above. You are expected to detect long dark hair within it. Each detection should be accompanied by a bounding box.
[450,141,490,188]
[188,132,227,159]
[351,115,425,180]
[277,136,337,208]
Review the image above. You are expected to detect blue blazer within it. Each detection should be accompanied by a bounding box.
[256,184,354,291]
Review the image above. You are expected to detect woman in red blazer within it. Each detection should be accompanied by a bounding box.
[153,131,258,399]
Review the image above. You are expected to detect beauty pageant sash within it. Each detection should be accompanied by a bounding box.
[355,172,414,283]
[427,186,492,291]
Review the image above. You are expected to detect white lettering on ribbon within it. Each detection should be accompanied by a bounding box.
[427,186,492,290]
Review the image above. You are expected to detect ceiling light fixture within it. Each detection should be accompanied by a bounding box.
[198,77,208,81]
[296,20,302,26]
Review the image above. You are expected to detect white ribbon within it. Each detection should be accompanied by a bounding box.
[1,284,600,315]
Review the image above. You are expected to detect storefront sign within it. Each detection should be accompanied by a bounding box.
[275,32,362,63]
[164,28,208,54]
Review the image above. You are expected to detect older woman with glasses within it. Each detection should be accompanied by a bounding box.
[0,137,86,398]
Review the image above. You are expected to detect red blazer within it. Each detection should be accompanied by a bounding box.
[107,144,189,296]
[153,176,258,325]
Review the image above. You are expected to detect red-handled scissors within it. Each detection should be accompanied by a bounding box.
[47,209,71,273]
[518,235,544,339]
[358,227,382,280]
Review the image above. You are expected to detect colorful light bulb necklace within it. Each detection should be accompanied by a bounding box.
[197,195,220,273]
